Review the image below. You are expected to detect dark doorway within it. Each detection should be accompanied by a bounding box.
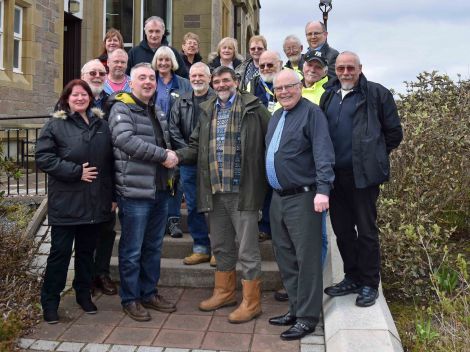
[63,12,82,87]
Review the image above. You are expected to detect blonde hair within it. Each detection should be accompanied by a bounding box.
[151,46,179,72]
[217,37,239,58]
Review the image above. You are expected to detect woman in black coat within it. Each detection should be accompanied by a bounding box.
[207,37,243,73]
[35,79,115,324]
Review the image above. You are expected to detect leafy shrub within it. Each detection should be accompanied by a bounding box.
[379,72,470,300]
[0,143,41,349]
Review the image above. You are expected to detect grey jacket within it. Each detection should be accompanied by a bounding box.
[108,93,171,199]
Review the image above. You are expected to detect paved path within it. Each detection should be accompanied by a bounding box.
[19,288,325,352]
[20,221,325,352]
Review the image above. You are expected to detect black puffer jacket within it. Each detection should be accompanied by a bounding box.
[169,90,216,150]
[126,37,188,78]
[320,74,403,188]
[35,108,114,226]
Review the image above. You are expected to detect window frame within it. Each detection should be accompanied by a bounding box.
[0,0,4,69]
[13,5,23,73]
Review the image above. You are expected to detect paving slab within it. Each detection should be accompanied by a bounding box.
[82,343,111,352]
[56,341,85,352]
[29,339,60,351]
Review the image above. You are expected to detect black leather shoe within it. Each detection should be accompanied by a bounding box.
[280,321,316,341]
[324,278,361,297]
[43,309,59,324]
[274,288,289,302]
[95,275,118,295]
[269,312,296,326]
[355,286,379,307]
[77,297,98,314]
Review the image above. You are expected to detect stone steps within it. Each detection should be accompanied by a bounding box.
[110,209,282,289]
[111,232,277,262]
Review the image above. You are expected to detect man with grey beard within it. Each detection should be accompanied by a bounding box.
[247,50,283,114]
[169,62,214,265]
[81,60,109,110]
[320,51,403,307]
[80,59,116,296]
[283,35,305,77]
[176,66,270,324]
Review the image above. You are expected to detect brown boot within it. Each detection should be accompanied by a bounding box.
[199,271,237,311]
[228,278,262,324]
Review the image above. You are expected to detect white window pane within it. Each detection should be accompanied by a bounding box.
[14,8,21,34]
[13,39,19,68]
[0,3,3,29]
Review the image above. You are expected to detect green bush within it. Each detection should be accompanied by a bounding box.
[379,71,470,300]
[0,143,41,349]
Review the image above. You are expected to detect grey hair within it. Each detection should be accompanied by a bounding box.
[151,46,179,72]
[130,62,154,81]
[283,35,302,47]
[338,51,362,66]
[144,16,165,31]
[81,59,105,74]
[190,62,211,77]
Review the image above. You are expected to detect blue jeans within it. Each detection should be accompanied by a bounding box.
[168,175,183,218]
[180,165,210,254]
[321,211,328,266]
[117,191,169,305]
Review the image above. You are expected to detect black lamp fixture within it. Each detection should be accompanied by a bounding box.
[318,0,333,30]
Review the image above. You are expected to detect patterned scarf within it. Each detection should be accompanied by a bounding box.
[208,94,242,194]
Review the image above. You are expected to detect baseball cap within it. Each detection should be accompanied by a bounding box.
[304,50,328,67]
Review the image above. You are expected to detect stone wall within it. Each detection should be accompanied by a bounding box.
[0,0,62,117]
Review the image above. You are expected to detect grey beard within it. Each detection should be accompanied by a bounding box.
[287,54,302,64]
[91,85,104,97]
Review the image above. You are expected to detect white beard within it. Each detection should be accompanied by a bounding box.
[90,85,104,97]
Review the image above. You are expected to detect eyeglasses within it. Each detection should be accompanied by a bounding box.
[273,82,300,93]
[86,71,106,77]
[250,46,264,52]
[336,65,357,73]
[259,63,276,69]
[306,31,324,37]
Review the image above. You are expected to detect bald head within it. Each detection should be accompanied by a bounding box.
[273,69,302,110]
[305,21,328,49]
[259,51,283,83]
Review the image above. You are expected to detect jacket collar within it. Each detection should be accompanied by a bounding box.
[52,107,104,120]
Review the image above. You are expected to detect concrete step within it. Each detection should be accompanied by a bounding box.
[110,257,282,290]
[112,232,276,261]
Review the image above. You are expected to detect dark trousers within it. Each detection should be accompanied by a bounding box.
[258,188,272,235]
[330,169,381,288]
[93,213,117,277]
[41,224,100,311]
[270,190,322,323]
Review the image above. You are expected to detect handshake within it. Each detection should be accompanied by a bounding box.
[162,149,179,168]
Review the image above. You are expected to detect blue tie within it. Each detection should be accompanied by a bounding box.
[266,110,287,190]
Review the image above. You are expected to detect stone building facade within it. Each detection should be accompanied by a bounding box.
[0,0,260,117]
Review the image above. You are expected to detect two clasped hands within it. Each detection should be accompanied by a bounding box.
[162,149,179,169]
